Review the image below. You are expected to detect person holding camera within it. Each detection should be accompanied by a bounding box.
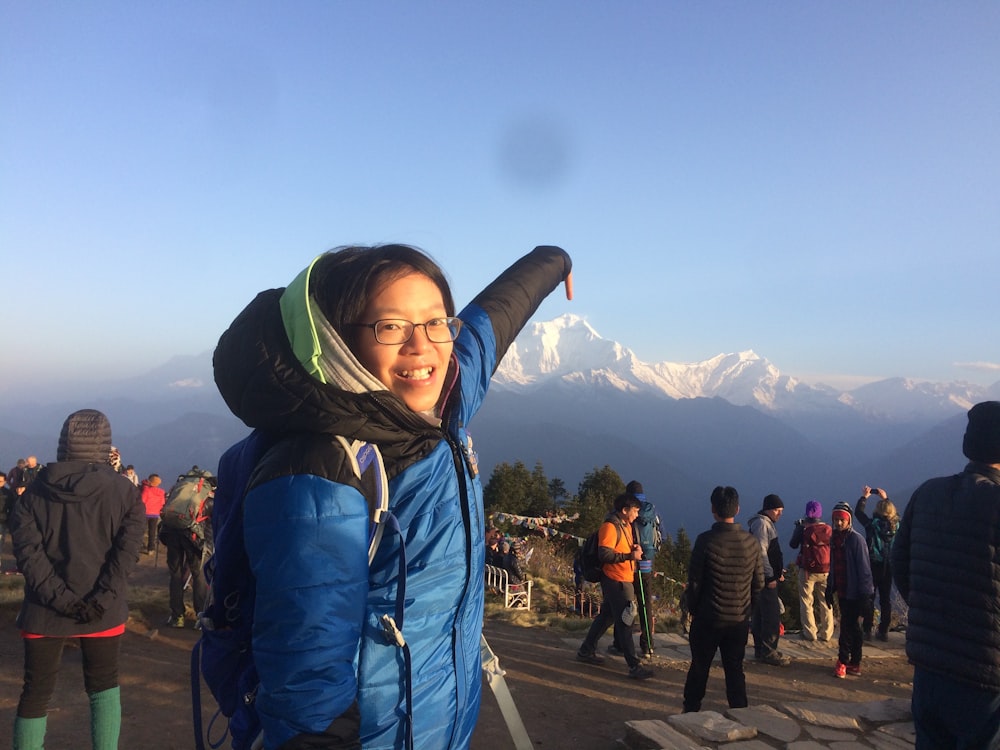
[789,500,834,642]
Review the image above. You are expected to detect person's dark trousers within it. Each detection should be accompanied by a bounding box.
[613,569,655,653]
[163,531,207,619]
[683,618,750,712]
[912,666,1000,749]
[145,517,158,553]
[596,576,641,669]
[751,585,781,657]
[862,562,893,636]
[17,635,121,717]
[579,599,614,655]
[836,597,864,666]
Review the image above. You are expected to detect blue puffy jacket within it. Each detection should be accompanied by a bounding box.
[213,246,571,749]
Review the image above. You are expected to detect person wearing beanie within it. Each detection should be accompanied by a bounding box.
[825,501,874,679]
[893,400,1000,748]
[854,486,899,641]
[789,500,834,642]
[747,493,789,666]
[9,409,146,750]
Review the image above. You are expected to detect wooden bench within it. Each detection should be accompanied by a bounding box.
[484,564,533,610]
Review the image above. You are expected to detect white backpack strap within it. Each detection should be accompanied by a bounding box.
[334,436,389,565]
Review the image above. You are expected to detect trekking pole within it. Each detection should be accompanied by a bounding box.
[635,562,653,654]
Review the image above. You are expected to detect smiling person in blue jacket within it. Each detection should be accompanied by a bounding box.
[212,244,572,750]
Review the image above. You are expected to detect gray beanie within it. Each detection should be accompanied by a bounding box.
[57,409,112,463]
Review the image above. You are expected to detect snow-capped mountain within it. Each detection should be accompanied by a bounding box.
[494,313,995,422]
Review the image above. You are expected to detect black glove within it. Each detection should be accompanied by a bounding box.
[68,600,89,621]
[74,599,106,624]
[824,587,835,607]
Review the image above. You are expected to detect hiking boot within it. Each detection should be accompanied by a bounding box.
[166,615,186,628]
[876,630,889,642]
[641,648,655,659]
[833,661,847,679]
[606,643,624,656]
[846,663,862,676]
[628,665,654,680]
[576,650,604,665]
[760,652,791,667]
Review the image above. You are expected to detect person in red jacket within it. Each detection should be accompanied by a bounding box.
[139,474,166,554]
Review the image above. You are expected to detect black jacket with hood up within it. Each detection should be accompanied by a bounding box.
[10,409,145,636]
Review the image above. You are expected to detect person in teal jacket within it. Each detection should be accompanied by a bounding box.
[212,244,572,750]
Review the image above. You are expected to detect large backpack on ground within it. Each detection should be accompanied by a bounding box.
[799,522,832,573]
[160,468,215,537]
[869,517,896,564]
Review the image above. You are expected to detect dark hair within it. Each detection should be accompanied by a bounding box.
[613,492,642,513]
[710,485,740,519]
[0,471,5,480]
[310,244,455,351]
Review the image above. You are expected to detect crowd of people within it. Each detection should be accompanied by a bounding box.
[566,399,1000,750]
[2,238,997,750]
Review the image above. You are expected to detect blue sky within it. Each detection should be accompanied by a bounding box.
[2,2,998,396]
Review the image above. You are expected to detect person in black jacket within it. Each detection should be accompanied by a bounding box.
[893,401,1000,749]
[682,486,764,713]
[10,409,145,750]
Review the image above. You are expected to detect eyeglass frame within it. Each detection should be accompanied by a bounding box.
[346,317,463,345]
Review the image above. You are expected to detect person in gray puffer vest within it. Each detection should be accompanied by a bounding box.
[10,409,146,750]
[893,401,1000,750]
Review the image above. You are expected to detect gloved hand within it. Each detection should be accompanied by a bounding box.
[74,599,106,624]
[824,587,835,607]
[68,600,89,621]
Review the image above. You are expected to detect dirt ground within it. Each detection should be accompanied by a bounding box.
[0,552,915,749]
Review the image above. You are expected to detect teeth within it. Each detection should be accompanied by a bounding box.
[400,367,432,380]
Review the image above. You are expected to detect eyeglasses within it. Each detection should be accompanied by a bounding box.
[347,317,463,345]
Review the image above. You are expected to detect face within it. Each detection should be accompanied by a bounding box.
[354,272,453,414]
[832,514,850,531]
[625,505,640,523]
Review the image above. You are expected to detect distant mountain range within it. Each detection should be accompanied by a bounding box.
[3,314,996,541]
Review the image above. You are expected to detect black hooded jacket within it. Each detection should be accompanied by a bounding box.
[11,410,145,636]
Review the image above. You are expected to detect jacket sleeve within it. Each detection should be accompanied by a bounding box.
[854,496,872,530]
[789,521,803,549]
[685,534,707,614]
[10,491,79,616]
[468,245,572,368]
[245,475,370,748]
[891,491,915,602]
[89,484,146,612]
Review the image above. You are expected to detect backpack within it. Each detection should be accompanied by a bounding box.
[869,517,896,563]
[577,523,622,583]
[193,430,534,750]
[799,522,832,573]
[191,433,392,750]
[635,500,662,555]
[160,469,215,536]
